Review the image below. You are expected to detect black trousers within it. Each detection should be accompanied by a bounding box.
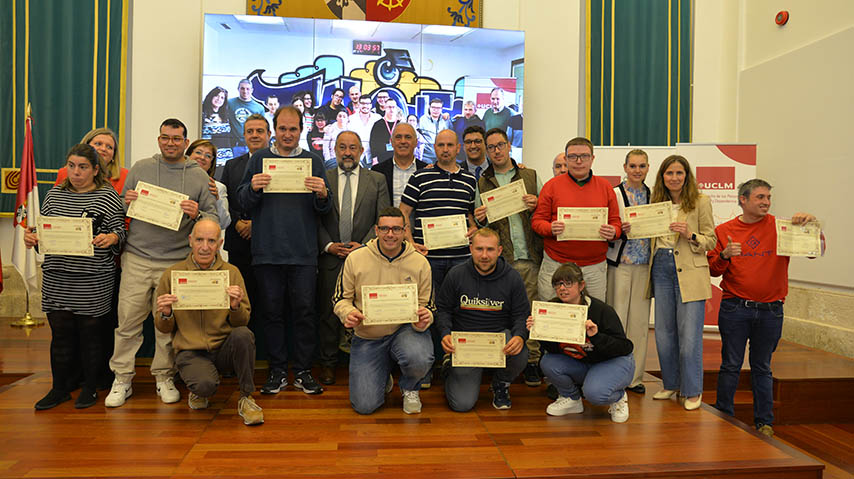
[47,311,105,392]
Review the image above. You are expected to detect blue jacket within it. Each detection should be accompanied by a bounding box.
[436,256,530,340]
[236,147,331,266]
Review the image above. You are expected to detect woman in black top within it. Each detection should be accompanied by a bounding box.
[24,144,126,410]
[527,262,634,422]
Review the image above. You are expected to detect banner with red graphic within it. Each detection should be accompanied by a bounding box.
[592,144,757,327]
[11,115,42,294]
[247,0,482,27]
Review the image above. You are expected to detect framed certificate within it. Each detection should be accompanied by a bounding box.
[624,202,673,239]
[127,181,188,231]
[776,218,822,257]
[420,214,469,250]
[171,270,230,310]
[262,158,311,193]
[451,331,506,368]
[529,301,588,345]
[556,207,607,241]
[481,180,528,223]
[361,283,418,325]
[37,216,94,257]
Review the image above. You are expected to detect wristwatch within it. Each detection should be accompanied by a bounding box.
[691,233,697,242]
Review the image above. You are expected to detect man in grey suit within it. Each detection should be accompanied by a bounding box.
[316,130,390,384]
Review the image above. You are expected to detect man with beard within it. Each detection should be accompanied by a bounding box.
[316,131,390,385]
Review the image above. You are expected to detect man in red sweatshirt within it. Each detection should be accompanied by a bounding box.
[531,137,620,301]
[708,178,822,438]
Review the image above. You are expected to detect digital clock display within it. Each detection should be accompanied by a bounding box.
[353,40,382,56]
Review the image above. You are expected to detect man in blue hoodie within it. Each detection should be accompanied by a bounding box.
[237,106,332,396]
[437,228,530,411]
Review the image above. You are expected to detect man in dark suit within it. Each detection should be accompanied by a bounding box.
[371,123,427,207]
[316,130,390,384]
[217,113,270,358]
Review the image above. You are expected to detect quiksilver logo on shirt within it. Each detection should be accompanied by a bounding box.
[460,295,504,311]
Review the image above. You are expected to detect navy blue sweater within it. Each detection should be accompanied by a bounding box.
[236,147,331,266]
[436,256,530,339]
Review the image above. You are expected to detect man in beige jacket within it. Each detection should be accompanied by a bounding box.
[155,219,262,426]
[333,207,434,415]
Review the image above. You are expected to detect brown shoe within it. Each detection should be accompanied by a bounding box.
[319,366,336,385]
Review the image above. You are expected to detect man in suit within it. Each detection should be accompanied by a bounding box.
[371,123,427,207]
[219,114,270,357]
[316,130,390,384]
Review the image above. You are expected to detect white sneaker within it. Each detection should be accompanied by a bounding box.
[609,392,629,423]
[105,380,132,408]
[546,395,584,416]
[402,390,422,414]
[156,378,180,404]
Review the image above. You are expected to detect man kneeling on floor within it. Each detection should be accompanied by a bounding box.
[154,218,263,425]
[333,207,434,414]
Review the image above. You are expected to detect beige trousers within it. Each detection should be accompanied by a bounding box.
[511,259,541,363]
[606,263,651,387]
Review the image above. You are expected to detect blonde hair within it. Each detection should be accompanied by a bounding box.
[471,227,500,242]
[651,155,700,212]
[80,128,120,181]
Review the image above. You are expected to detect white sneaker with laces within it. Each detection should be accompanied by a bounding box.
[608,392,629,423]
[402,390,422,414]
[156,378,180,404]
[104,380,132,408]
[546,395,584,416]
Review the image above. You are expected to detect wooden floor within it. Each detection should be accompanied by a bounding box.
[0,319,828,479]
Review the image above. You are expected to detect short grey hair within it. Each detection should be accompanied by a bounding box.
[737,178,773,205]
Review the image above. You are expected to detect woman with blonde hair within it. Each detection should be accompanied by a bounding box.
[186,139,231,230]
[55,127,128,193]
[646,155,716,410]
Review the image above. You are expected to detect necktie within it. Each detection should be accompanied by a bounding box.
[475,165,482,180]
[340,170,353,243]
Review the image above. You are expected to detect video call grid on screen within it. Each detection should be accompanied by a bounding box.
[201,14,525,167]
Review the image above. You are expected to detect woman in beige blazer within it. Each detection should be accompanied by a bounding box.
[645,155,716,410]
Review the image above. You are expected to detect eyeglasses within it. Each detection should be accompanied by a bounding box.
[552,280,576,289]
[158,135,185,144]
[377,226,405,234]
[486,141,507,152]
[566,153,592,161]
[463,139,483,145]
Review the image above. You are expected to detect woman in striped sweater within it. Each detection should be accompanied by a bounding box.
[25,144,126,410]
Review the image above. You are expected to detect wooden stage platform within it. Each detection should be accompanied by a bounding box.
[0,318,836,479]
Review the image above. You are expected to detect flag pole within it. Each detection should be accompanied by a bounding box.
[11,103,44,329]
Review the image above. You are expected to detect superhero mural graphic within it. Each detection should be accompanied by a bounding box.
[245,51,471,167]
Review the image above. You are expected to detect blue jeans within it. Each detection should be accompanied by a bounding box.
[540,352,634,404]
[444,329,528,412]
[349,326,434,415]
[253,264,317,372]
[651,249,705,397]
[714,298,783,427]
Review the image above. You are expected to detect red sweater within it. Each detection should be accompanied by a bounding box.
[708,214,789,303]
[532,173,621,266]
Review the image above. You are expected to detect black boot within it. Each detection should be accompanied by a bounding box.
[35,389,71,410]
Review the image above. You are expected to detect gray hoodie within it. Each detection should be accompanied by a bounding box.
[121,154,218,261]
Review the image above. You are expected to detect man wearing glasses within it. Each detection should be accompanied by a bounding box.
[473,128,544,386]
[457,125,489,180]
[315,131,390,385]
[333,207,434,415]
[106,118,219,408]
[532,137,621,302]
[318,87,347,125]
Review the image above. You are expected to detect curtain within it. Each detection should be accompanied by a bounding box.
[0,0,127,214]
[587,0,691,146]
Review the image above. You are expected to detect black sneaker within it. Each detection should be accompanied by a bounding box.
[492,383,512,410]
[546,383,559,400]
[523,363,542,387]
[74,388,98,409]
[260,369,288,394]
[293,370,323,395]
[34,389,71,410]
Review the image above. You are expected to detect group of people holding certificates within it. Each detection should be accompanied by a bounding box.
[23,110,823,435]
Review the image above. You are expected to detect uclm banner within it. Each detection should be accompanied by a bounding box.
[585,143,757,328]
